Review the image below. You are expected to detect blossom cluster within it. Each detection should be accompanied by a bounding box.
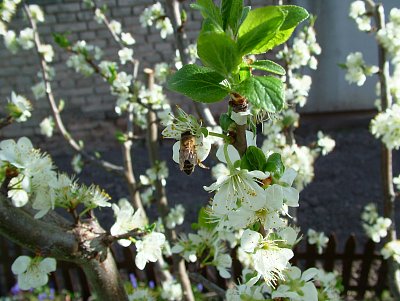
[370,103,400,150]
[262,113,335,190]
[377,8,400,64]
[361,203,392,243]
[349,0,372,32]
[66,40,103,76]
[344,52,378,86]
[277,24,321,71]
[140,2,173,39]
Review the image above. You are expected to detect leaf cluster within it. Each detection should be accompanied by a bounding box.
[167,1,309,113]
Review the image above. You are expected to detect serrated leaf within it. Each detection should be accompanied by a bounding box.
[191,0,223,30]
[167,64,229,103]
[250,60,286,75]
[261,5,309,53]
[197,32,242,76]
[234,76,284,113]
[264,153,285,178]
[221,0,243,34]
[237,6,285,55]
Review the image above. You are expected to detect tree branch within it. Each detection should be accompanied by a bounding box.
[0,193,78,261]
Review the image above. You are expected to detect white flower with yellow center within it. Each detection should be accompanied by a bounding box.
[240,229,294,286]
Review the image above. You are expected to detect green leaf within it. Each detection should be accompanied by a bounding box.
[250,60,286,75]
[58,99,65,112]
[167,64,229,103]
[262,5,309,52]
[234,76,284,113]
[237,6,285,55]
[264,153,285,178]
[197,32,242,76]
[219,113,234,132]
[238,6,250,29]
[240,146,267,171]
[191,0,223,30]
[115,130,127,144]
[238,62,251,82]
[221,0,243,34]
[53,33,71,48]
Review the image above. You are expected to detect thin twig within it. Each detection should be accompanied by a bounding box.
[145,69,195,301]
[23,4,124,174]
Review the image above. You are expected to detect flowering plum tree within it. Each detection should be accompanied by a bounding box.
[0,0,341,300]
[345,0,400,298]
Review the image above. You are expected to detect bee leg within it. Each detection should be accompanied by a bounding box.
[197,161,209,169]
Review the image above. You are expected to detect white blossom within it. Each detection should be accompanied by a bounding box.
[40,117,54,138]
[370,104,400,149]
[38,44,54,63]
[382,240,400,263]
[118,47,133,65]
[345,52,378,86]
[17,28,34,50]
[111,198,147,247]
[4,30,18,53]
[112,72,132,94]
[11,256,56,290]
[135,232,165,270]
[7,92,32,122]
[109,20,122,35]
[31,81,46,100]
[317,131,335,155]
[94,8,105,23]
[349,1,371,32]
[165,204,185,229]
[272,266,318,301]
[307,229,329,254]
[161,279,182,301]
[28,5,45,23]
[121,32,136,45]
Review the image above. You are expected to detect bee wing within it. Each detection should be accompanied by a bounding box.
[172,141,180,164]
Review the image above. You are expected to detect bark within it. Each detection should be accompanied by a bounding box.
[81,251,129,301]
[373,3,399,299]
[0,193,77,260]
[145,70,195,301]
[164,0,217,127]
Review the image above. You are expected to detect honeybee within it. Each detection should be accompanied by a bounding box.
[179,131,197,175]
